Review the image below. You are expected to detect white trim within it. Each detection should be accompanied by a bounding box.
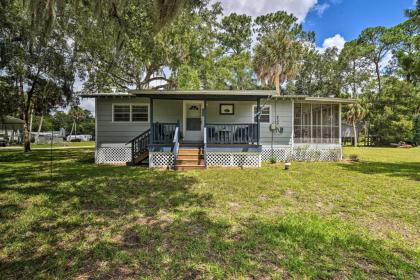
[252,104,271,123]
[183,100,205,141]
[339,103,342,160]
[111,103,150,123]
[95,98,98,162]
[291,100,294,148]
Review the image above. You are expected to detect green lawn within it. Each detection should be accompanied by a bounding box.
[0,147,419,279]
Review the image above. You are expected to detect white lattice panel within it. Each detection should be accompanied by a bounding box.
[207,153,260,167]
[261,145,342,162]
[96,147,131,164]
[293,145,341,161]
[261,146,292,161]
[149,152,174,168]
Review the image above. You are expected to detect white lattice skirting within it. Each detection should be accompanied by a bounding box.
[262,145,342,162]
[96,146,131,164]
[95,145,341,166]
[149,152,174,168]
[206,152,261,167]
[261,146,292,161]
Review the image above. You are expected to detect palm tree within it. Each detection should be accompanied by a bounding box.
[253,29,303,94]
[69,106,86,136]
[344,102,367,147]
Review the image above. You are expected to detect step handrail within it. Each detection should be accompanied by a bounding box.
[172,123,180,168]
[126,129,151,164]
[203,127,207,168]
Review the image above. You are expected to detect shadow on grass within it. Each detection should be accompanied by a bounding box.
[2,212,418,279]
[0,149,418,279]
[338,160,420,182]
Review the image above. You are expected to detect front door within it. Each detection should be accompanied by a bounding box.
[183,101,204,142]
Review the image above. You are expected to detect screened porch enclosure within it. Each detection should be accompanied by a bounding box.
[294,103,340,144]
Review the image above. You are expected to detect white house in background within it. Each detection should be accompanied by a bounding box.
[0,116,24,145]
[81,90,354,170]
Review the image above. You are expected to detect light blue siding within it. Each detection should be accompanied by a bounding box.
[96,97,150,145]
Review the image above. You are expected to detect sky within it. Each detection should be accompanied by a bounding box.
[79,0,415,113]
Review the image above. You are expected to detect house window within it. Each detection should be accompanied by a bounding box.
[294,103,340,144]
[253,105,271,123]
[113,105,130,122]
[132,105,149,122]
[113,104,149,122]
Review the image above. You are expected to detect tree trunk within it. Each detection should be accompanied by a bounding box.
[375,62,381,92]
[36,114,44,142]
[352,120,358,147]
[69,121,75,136]
[23,112,31,152]
[19,79,31,152]
[352,60,357,98]
[275,75,281,95]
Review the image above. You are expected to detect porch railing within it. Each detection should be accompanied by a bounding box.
[205,123,258,145]
[151,122,178,144]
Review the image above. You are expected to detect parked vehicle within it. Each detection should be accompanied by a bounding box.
[66,134,93,142]
[0,134,9,147]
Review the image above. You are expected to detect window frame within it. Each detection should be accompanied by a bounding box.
[293,102,340,144]
[112,103,150,123]
[252,104,271,124]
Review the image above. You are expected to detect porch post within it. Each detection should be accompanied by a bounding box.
[339,103,342,145]
[257,98,261,145]
[291,99,294,149]
[339,103,342,160]
[150,98,154,144]
[203,99,207,126]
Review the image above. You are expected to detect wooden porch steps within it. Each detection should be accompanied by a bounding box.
[175,146,205,171]
[132,151,149,165]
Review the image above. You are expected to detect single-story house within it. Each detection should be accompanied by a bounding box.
[0,116,24,145]
[341,122,360,146]
[81,90,354,170]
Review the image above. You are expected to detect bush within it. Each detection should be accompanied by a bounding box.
[269,156,277,164]
[349,154,359,162]
[70,138,82,142]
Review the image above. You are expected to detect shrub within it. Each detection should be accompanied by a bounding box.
[349,154,359,162]
[269,156,277,164]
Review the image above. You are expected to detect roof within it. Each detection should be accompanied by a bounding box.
[0,116,25,124]
[80,90,355,103]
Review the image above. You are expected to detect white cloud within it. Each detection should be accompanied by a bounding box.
[318,34,346,52]
[214,0,318,22]
[313,3,330,17]
[79,98,95,114]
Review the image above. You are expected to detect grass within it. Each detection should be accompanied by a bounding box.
[0,147,419,279]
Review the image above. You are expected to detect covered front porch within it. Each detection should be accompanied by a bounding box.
[129,91,271,169]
